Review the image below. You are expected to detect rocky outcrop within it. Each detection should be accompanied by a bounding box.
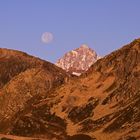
[56,44,99,75]
[68,98,99,123]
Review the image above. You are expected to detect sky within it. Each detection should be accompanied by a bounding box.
[0,0,140,63]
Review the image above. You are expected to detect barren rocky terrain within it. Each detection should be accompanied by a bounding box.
[0,39,140,140]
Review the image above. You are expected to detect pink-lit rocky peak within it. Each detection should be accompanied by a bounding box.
[56,44,100,76]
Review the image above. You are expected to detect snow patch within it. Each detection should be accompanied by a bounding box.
[72,72,81,76]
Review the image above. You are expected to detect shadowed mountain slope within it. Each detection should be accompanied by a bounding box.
[0,48,68,89]
[0,48,70,139]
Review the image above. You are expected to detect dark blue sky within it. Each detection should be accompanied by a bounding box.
[0,0,140,62]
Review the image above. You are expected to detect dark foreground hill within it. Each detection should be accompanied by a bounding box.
[0,39,140,140]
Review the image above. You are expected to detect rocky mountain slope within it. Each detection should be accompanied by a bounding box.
[0,48,68,89]
[0,48,70,140]
[51,39,140,140]
[0,39,140,140]
[56,44,100,76]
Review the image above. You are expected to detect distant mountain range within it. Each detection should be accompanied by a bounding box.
[0,39,140,140]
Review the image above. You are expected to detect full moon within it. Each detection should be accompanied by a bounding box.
[41,32,54,44]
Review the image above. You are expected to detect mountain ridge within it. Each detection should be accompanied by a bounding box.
[0,38,139,140]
